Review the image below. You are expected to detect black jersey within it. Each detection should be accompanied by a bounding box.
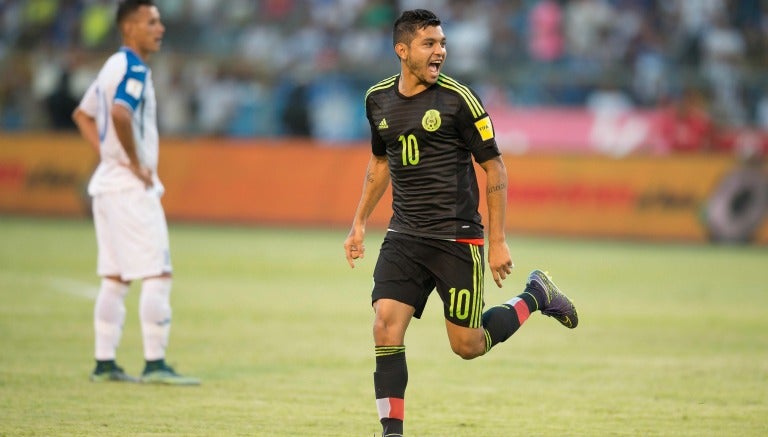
[365,73,501,240]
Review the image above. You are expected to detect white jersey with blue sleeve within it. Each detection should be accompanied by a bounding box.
[78,46,163,196]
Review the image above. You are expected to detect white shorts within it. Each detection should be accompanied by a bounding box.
[92,187,172,281]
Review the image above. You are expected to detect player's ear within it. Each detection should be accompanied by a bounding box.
[394,42,407,62]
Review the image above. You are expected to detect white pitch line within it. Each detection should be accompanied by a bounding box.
[0,271,99,300]
[46,276,99,300]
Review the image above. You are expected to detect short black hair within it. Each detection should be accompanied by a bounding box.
[393,9,441,47]
[116,0,155,26]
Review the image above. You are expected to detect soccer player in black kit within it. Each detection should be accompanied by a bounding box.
[344,9,579,437]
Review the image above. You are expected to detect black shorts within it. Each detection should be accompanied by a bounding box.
[372,232,485,328]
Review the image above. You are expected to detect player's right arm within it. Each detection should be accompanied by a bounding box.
[112,103,152,187]
[344,154,390,268]
[72,108,100,152]
[72,82,100,153]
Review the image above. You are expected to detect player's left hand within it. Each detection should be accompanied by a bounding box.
[126,162,153,188]
[343,227,366,268]
[488,241,513,288]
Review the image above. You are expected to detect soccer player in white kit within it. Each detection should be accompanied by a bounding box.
[72,0,198,385]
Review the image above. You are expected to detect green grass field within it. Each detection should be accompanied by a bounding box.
[0,215,766,436]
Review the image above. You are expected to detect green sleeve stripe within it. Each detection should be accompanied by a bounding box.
[365,75,398,102]
[437,75,484,119]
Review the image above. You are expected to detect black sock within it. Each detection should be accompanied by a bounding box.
[374,346,407,436]
[95,359,116,373]
[481,292,538,352]
[143,359,166,373]
[518,290,539,313]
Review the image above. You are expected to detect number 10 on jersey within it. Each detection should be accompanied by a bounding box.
[399,134,419,166]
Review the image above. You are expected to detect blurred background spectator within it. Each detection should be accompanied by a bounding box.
[651,86,716,154]
[2,0,768,147]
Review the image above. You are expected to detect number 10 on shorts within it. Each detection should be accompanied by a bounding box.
[448,287,471,320]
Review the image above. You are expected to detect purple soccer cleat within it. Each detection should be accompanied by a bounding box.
[527,270,579,329]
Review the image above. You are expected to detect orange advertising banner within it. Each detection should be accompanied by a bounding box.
[502,155,768,242]
[0,134,98,216]
[0,134,393,226]
[1,134,766,244]
[157,138,393,227]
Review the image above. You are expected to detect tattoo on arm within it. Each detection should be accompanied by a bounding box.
[366,170,375,184]
[487,182,507,195]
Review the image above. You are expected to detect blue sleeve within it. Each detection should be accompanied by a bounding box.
[114,51,147,111]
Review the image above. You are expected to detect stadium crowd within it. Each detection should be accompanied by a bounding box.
[1,0,768,144]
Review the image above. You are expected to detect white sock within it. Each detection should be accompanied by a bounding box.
[94,278,130,360]
[140,277,172,361]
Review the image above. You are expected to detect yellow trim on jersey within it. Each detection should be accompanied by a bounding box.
[437,74,485,119]
[469,244,484,329]
[365,74,398,101]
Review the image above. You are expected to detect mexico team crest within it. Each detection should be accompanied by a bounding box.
[422,109,441,132]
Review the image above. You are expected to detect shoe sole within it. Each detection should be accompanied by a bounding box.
[140,379,200,386]
[140,374,201,386]
[90,374,139,383]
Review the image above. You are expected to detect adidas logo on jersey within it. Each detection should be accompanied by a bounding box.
[378,118,389,129]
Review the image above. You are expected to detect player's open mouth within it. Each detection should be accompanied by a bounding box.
[428,61,442,74]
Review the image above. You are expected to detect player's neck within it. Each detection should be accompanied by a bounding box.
[122,42,151,63]
[398,72,431,97]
